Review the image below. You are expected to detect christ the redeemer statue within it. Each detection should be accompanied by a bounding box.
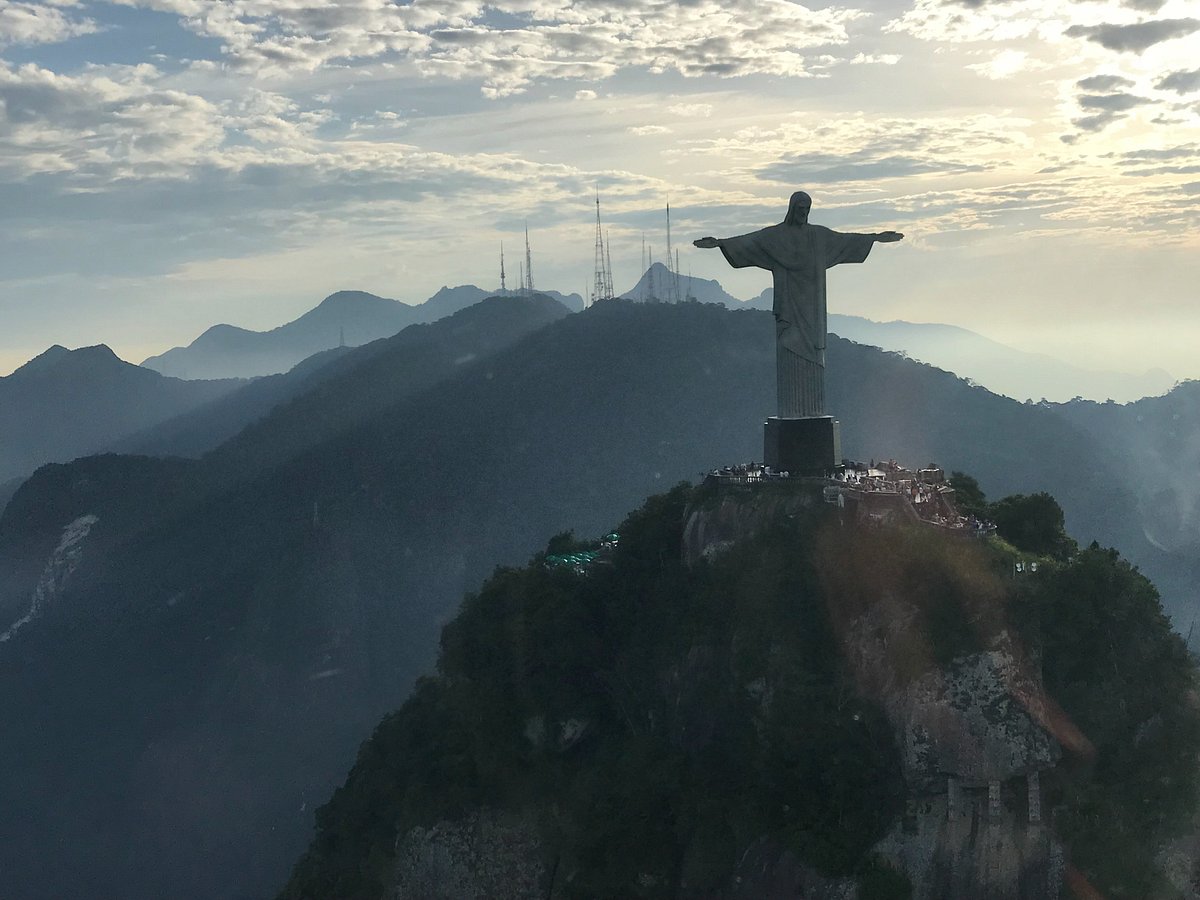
[695,191,902,473]
[694,191,903,418]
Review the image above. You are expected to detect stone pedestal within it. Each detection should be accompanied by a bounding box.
[764,416,841,476]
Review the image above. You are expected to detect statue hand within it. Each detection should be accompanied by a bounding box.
[876,231,904,243]
[693,237,719,249]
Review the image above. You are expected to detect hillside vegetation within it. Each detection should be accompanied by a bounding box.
[281,484,1199,899]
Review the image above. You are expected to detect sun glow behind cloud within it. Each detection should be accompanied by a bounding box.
[0,0,1197,378]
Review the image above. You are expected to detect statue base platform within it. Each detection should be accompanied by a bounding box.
[764,416,841,476]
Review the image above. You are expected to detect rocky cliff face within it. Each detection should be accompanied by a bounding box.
[391,809,546,900]
[681,484,821,566]
[682,484,1064,900]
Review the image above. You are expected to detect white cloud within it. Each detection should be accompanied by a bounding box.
[848,52,901,65]
[885,0,1056,43]
[0,0,97,46]
[681,113,1033,175]
[967,49,1046,79]
[666,102,712,117]
[574,88,597,100]
[627,124,670,135]
[0,62,224,178]
[111,0,865,94]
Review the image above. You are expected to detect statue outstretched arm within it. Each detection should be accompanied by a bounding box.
[873,231,904,243]
[693,237,719,249]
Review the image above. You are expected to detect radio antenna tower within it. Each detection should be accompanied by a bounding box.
[648,244,655,299]
[605,228,615,300]
[591,190,614,304]
[640,233,647,300]
[523,222,535,294]
[675,248,681,301]
[665,201,680,303]
[500,242,507,295]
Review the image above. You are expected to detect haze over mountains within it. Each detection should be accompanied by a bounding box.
[616,267,1172,402]
[0,296,1196,899]
[0,345,241,485]
[142,285,585,380]
[746,285,1175,404]
[124,263,1170,404]
[827,313,1175,404]
[0,268,1167,514]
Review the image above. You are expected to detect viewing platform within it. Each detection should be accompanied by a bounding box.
[702,459,995,537]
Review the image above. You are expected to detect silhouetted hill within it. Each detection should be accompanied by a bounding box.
[0,301,1180,899]
[0,344,241,484]
[620,262,741,305]
[745,287,774,310]
[141,290,418,379]
[142,287,586,380]
[117,294,571,467]
[109,346,354,459]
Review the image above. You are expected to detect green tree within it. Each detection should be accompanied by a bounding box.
[948,470,988,518]
[989,491,1076,559]
[1020,545,1200,897]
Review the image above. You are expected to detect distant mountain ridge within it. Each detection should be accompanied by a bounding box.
[0,344,241,485]
[142,266,1168,401]
[827,312,1174,404]
[142,286,585,380]
[615,272,1172,403]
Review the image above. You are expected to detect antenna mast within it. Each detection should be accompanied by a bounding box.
[675,248,681,302]
[500,242,507,295]
[640,233,647,300]
[666,200,681,303]
[604,228,615,300]
[591,190,614,304]
[524,222,534,294]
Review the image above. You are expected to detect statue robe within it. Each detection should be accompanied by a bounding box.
[719,222,875,417]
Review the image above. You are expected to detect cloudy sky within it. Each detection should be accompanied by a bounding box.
[1,0,1197,381]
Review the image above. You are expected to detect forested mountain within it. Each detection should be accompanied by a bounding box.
[141,286,585,380]
[0,344,241,485]
[0,300,1189,899]
[108,345,357,459]
[280,485,1198,900]
[114,292,572,463]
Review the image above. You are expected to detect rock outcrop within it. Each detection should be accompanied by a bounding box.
[392,809,547,900]
[684,482,1064,899]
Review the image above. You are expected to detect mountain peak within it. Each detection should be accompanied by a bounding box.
[11,344,70,374]
[619,264,744,306]
[8,344,125,380]
[315,290,396,309]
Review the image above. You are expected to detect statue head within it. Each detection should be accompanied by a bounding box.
[783,191,812,226]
